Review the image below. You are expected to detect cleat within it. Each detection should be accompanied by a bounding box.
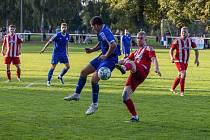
[64,93,80,101]
[130,116,140,122]
[180,92,184,96]
[17,78,21,82]
[85,103,98,115]
[5,80,11,83]
[58,75,64,85]
[170,89,178,95]
[115,64,126,74]
[47,81,51,86]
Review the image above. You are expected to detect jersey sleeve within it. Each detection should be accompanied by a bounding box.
[128,51,135,60]
[148,46,156,58]
[104,30,116,44]
[17,35,23,44]
[170,39,178,49]
[50,34,57,42]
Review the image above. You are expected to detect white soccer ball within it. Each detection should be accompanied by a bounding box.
[98,67,111,80]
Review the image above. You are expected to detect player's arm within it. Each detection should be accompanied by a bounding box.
[85,42,100,54]
[151,57,161,77]
[169,40,177,63]
[100,41,117,60]
[17,35,23,55]
[1,36,6,56]
[40,35,55,53]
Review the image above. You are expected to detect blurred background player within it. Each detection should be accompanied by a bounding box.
[1,24,23,82]
[40,23,70,86]
[122,29,132,58]
[115,29,121,56]
[116,31,161,122]
[64,16,118,115]
[169,27,199,96]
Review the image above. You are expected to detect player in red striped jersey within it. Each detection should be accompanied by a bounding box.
[116,31,161,122]
[169,27,199,96]
[1,24,23,82]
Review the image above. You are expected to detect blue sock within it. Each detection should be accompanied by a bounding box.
[60,67,69,77]
[48,68,54,81]
[92,83,99,104]
[75,76,87,94]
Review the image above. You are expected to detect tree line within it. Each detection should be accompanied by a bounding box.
[0,0,209,35]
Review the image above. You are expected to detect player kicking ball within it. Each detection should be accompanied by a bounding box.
[115,31,161,122]
[40,22,70,86]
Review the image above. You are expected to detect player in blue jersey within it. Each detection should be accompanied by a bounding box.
[40,23,70,86]
[122,29,132,58]
[64,16,118,115]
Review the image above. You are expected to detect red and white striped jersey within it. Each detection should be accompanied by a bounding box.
[2,34,23,57]
[170,37,196,64]
[128,45,156,71]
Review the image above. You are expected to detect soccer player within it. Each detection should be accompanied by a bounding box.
[122,29,132,58]
[115,31,161,122]
[1,24,23,82]
[169,27,199,96]
[40,23,70,86]
[64,16,118,115]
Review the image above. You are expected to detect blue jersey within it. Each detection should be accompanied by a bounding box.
[97,25,118,62]
[51,32,70,56]
[122,34,132,48]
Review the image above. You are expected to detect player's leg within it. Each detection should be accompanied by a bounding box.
[4,57,12,82]
[58,63,70,85]
[14,64,21,81]
[64,63,96,101]
[179,69,186,96]
[58,55,70,84]
[85,72,100,115]
[116,59,136,74]
[47,64,57,86]
[13,57,21,81]
[6,64,11,82]
[170,62,182,94]
[122,86,139,122]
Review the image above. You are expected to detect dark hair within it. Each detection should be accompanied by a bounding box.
[61,23,67,26]
[90,16,103,26]
[9,24,16,28]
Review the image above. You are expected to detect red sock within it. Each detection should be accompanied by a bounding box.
[124,62,132,71]
[17,68,21,79]
[171,77,180,90]
[180,78,185,93]
[124,99,137,116]
[7,70,11,80]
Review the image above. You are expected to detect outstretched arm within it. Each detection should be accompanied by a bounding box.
[40,36,53,53]
[151,57,161,77]
[85,42,100,53]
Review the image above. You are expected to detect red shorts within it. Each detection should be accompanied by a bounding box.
[175,62,188,72]
[125,65,149,91]
[4,57,20,65]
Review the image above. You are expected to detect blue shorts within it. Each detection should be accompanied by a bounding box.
[51,54,69,64]
[90,57,116,72]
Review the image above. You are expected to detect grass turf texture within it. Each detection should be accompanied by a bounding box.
[0,42,210,140]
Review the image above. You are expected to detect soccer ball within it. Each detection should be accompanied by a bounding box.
[98,67,111,80]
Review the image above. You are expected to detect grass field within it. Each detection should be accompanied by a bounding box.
[0,42,210,140]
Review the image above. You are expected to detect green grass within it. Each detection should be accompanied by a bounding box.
[0,43,210,140]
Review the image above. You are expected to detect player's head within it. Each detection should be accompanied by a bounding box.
[124,29,129,35]
[90,16,103,33]
[60,23,67,33]
[180,27,189,39]
[137,30,146,47]
[9,24,16,34]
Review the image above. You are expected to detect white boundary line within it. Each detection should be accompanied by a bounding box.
[25,83,34,88]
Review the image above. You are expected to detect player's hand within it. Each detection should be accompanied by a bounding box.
[155,70,161,77]
[85,48,92,54]
[99,55,107,60]
[19,52,21,55]
[194,60,199,67]
[170,58,175,63]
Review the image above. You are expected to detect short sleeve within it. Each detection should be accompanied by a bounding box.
[104,30,115,44]
[170,39,178,49]
[128,51,135,60]
[50,34,57,42]
[148,47,156,58]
